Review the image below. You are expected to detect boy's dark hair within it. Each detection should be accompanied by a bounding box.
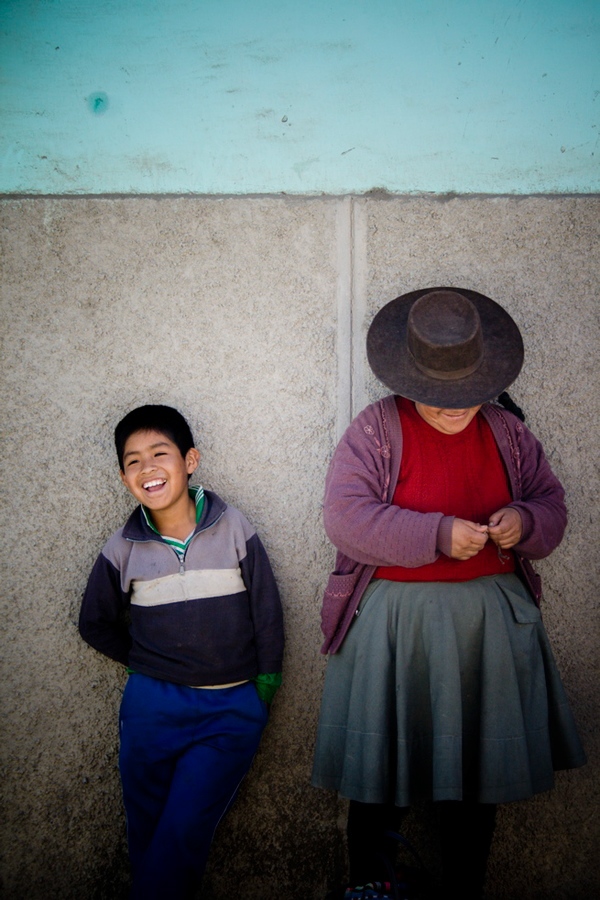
[115,405,195,471]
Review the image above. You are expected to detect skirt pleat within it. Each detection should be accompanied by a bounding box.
[311,574,585,806]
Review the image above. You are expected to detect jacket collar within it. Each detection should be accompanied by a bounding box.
[121,489,227,542]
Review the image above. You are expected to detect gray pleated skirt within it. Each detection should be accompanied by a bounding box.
[311,574,585,806]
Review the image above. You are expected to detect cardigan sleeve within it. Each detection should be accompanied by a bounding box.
[323,406,443,568]
[508,422,567,560]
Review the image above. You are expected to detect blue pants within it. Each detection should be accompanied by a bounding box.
[119,674,268,899]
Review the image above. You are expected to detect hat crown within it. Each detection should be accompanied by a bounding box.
[366,285,524,407]
[407,290,484,381]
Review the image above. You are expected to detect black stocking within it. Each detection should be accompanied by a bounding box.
[347,800,409,886]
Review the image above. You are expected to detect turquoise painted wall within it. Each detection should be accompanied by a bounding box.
[1,0,598,194]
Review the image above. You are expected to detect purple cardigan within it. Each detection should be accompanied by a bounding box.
[320,395,567,654]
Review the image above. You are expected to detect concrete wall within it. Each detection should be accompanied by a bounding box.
[1,195,599,899]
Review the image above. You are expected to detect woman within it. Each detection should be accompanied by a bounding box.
[312,288,585,899]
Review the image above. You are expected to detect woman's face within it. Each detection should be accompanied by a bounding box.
[414,403,482,435]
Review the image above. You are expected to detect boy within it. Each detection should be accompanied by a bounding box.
[79,405,284,899]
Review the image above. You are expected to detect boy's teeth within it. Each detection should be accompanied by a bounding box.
[144,479,165,489]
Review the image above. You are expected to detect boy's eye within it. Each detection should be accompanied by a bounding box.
[126,459,139,467]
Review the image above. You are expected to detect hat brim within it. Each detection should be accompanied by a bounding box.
[367,287,524,408]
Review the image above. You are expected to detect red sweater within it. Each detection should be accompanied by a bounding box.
[375,397,515,582]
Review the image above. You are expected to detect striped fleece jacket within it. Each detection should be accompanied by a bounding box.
[79,490,284,686]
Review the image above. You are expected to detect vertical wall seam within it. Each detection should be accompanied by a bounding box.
[351,198,368,417]
[335,196,353,442]
[349,195,355,418]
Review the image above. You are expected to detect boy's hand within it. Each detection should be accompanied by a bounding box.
[488,507,523,549]
[450,518,489,559]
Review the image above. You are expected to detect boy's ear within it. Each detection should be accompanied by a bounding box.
[119,469,127,486]
[185,448,200,475]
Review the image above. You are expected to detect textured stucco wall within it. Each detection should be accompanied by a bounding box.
[0,196,598,899]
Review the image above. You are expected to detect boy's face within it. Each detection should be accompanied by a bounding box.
[120,430,199,513]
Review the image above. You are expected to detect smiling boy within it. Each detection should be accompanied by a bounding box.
[79,405,284,899]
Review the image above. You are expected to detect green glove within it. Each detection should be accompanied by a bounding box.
[253,672,282,704]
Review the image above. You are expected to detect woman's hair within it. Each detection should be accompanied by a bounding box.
[114,405,195,470]
[497,392,525,422]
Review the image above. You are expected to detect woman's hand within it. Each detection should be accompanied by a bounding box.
[487,507,523,549]
[450,518,489,559]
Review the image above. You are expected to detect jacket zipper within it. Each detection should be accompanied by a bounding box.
[126,507,226,576]
[178,507,226,574]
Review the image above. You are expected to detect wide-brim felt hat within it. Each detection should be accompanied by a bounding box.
[366,287,524,408]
